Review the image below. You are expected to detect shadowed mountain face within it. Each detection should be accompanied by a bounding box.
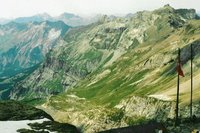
[2,5,200,132]
[0,21,70,77]
[0,100,53,121]
[0,21,70,99]
[0,100,80,133]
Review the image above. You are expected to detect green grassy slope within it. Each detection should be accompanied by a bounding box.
[66,20,200,106]
[8,5,200,132]
[42,7,200,132]
[12,5,191,100]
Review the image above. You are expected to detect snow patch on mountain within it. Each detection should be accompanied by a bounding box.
[0,118,50,133]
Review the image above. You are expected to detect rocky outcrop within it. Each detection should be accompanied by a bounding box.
[44,94,200,132]
[175,8,199,20]
[115,96,175,122]
[43,95,194,133]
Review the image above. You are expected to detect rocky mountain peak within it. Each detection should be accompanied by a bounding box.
[163,4,174,9]
[98,15,110,23]
[157,4,199,20]
[58,12,80,19]
[155,4,175,14]
[175,8,199,20]
[37,13,52,19]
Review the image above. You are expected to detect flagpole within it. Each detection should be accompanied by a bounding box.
[175,48,180,126]
[190,44,193,119]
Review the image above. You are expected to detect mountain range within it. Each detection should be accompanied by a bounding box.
[0,12,100,27]
[0,20,70,99]
[0,5,200,133]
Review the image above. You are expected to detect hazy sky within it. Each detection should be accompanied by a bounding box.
[1,0,199,18]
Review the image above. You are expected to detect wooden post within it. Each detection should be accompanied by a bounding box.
[175,48,180,126]
[190,44,193,119]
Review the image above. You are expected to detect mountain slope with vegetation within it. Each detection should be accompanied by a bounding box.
[0,21,70,99]
[10,6,164,99]
[9,5,200,132]
[0,20,69,77]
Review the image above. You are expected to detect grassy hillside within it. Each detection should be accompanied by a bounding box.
[64,19,200,106]
[10,5,200,132]
[11,5,192,100]
[41,8,200,133]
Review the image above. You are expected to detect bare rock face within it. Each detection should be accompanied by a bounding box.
[43,95,174,132]
[175,9,199,20]
[115,96,175,121]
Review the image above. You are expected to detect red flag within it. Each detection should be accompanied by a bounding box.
[176,63,184,77]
